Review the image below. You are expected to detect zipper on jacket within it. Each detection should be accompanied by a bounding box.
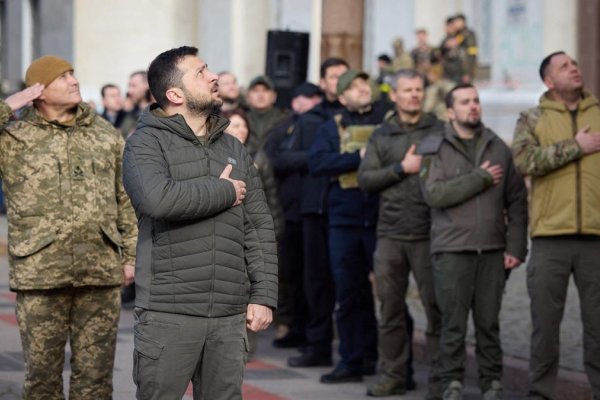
[208,217,216,317]
[473,134,493,253]
[571,112,582,233]
[197,139,217,317]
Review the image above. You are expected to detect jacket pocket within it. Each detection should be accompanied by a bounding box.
[9,230,56,258]
[132,328,164,391]
[100,223,124,248]
[134,333,164,360]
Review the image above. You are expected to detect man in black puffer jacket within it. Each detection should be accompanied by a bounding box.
[123,46,278,400]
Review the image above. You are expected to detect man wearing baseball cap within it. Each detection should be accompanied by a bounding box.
[0,55,137,399]
[245,75,288,156]
[308,70,389,383]
[265,81,323,349]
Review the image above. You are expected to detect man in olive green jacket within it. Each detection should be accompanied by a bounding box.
[512,52,600,400]
[420,84,528,400]
[358,69,443,398]
[0,56,137,400]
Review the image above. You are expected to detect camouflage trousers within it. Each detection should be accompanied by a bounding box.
[16,285,121,400]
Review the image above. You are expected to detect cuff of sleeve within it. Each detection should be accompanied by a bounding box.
[0,100,14,123]
[249,295,278,310]
[393,162,405,178]
[475,168,494,187]
[122,256,136,266]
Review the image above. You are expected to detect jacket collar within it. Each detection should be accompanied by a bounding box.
[146,104,230,144]
[19,102,96,129]
[539,91,599,113]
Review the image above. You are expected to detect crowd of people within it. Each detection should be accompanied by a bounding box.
[0,19,599,400]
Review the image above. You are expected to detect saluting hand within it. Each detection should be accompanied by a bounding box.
[5,83,44,111]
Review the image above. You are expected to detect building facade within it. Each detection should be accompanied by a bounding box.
[1,0,595,102]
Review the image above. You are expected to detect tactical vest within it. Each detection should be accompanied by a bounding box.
[334,114,378,189]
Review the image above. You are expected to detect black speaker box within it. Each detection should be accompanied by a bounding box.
[265,30,310,109]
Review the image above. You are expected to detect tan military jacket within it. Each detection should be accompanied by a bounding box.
[0,100,137,290]
[512,92,600,237]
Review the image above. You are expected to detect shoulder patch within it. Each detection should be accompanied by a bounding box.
[416,134,443,155]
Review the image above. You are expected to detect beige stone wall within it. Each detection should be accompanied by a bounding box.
[74,0,198,102]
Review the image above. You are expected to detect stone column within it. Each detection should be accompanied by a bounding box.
[578,0,600,96]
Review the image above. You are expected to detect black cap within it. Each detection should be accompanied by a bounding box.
[248,75,275,90]
[292,82,322,98]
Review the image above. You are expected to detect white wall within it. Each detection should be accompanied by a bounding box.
[74,0,198,104]
[363,0,414,76]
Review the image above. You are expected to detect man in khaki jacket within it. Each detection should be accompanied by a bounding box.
[512,51,600,400]
[0,56,137,400]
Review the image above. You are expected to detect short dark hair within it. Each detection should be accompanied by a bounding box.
[446,16,456,25]
[455,13,466,22]
[148,46,198,108]
[391,69,424,90]
[101,84,119,98]
[377,54,392,64]
[445,83,476,108]
[539,51,566,81]
[320,57,349,79]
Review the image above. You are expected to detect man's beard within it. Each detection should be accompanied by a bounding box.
[182,87,223,117]
[455,118,481,131]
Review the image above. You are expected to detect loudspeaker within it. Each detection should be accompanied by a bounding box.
[265,30,310,109]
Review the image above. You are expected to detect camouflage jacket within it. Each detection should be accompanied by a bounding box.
[0,100,137,290]
[512,92,600,236]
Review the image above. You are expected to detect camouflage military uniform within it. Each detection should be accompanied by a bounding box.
[512,92,600,399]
[0,99,138,400]
[456,28,478,82]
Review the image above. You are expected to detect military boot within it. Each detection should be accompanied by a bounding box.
[366,377,406,397]
[483,380,503,400]
[443,380,463,400]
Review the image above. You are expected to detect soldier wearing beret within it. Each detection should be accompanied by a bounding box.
[0,55,138,400]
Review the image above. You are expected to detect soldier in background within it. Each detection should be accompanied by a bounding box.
[391,38,415,72]
[411,29,435,76]
[453,14,478,83]
[0,55,137,399]
[245,75,288,156]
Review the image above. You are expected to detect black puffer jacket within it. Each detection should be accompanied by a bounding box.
[123,105,278,317]
[358,112,443,238]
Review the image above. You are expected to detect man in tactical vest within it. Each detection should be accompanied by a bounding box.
[308,70,388,383]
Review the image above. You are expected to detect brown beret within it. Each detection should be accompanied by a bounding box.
[25,55,74,87]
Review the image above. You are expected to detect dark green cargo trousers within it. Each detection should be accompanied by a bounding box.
[432,251,505,393]
[374,237,441,384]
[527,237,600,400]
[133,308,249,400]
